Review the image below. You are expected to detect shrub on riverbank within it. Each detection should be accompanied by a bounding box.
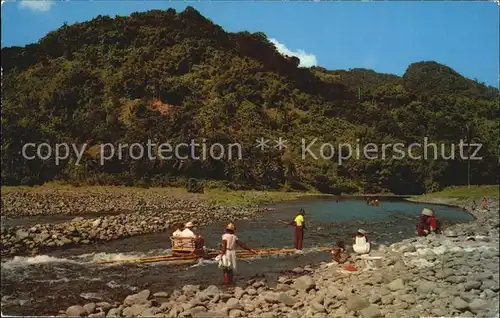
[412,185,499,201]
[186,178,204,193]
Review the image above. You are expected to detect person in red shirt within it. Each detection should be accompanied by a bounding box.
[427,214,439,234]
[416,208,435,236]
[417,208,439,235]
[416,214,430,236]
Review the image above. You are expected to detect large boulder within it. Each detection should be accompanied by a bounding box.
[292,275,315,292]
[66,305,87,317]
[387,278,405,291]
[124,290,151,306]
[346,296,370,312]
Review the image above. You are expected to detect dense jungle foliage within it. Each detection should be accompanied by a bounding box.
[2,7,499,194]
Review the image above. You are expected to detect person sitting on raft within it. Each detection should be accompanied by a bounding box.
[218,223,257,286]
[180,221,205,249]
[352,229,371,254]
[331,240,349,264]
[172,223,184,238]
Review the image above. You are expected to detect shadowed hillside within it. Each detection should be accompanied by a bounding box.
[2,7,499,194]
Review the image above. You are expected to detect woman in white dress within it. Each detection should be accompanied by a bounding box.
[352,229,371,254]
[218,223,257,285]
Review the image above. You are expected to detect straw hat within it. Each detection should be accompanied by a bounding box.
[357,229,366,234]
[185,221,194,228]
[226,223,235,231]
[421,208,434,217]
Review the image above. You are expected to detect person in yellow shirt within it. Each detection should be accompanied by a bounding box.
[287,209,306,250]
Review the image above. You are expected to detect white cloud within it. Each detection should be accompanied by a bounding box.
[19,0,54,12]
[269,38,318,68]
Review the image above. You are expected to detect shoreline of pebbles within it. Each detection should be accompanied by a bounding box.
[1,190,269,258]
[55,197,499,317]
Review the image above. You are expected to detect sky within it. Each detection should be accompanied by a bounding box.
[1,0,499,87]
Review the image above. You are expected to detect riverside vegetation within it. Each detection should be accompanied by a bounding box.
[2,7,499,194]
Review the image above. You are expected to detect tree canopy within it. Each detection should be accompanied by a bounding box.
[2,7,499,194]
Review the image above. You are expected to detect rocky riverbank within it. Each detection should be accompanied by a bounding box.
[1,188,233,217]
[55,198,499,317]
[1,189,270,257]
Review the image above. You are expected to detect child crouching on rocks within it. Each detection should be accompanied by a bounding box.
[331,240,349,264]
[416,208,440,236]
[328,240,359,272]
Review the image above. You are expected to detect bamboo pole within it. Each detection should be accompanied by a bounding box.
[95,246,331,265]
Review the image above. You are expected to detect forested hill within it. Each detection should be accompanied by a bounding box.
[2,7,499,194]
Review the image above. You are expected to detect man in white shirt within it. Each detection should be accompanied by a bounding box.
[180,222,204,249]
[172,223,184,238]
[181,222,197,238]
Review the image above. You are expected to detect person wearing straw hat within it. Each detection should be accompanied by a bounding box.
[217,223,257,285]
[416,208,440,236]
[416,211,430,236]
[180,221,204,249]
[352,229,371,254]
[423,208,439,234]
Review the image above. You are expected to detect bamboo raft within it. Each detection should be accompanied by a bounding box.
[95,246,331,265]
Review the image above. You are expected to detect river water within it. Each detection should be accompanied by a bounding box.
[1,198,473,316]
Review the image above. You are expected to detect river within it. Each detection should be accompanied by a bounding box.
[1,198,473,316]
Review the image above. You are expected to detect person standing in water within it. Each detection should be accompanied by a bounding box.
[287,209,306,250]
[218,223,257,286]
